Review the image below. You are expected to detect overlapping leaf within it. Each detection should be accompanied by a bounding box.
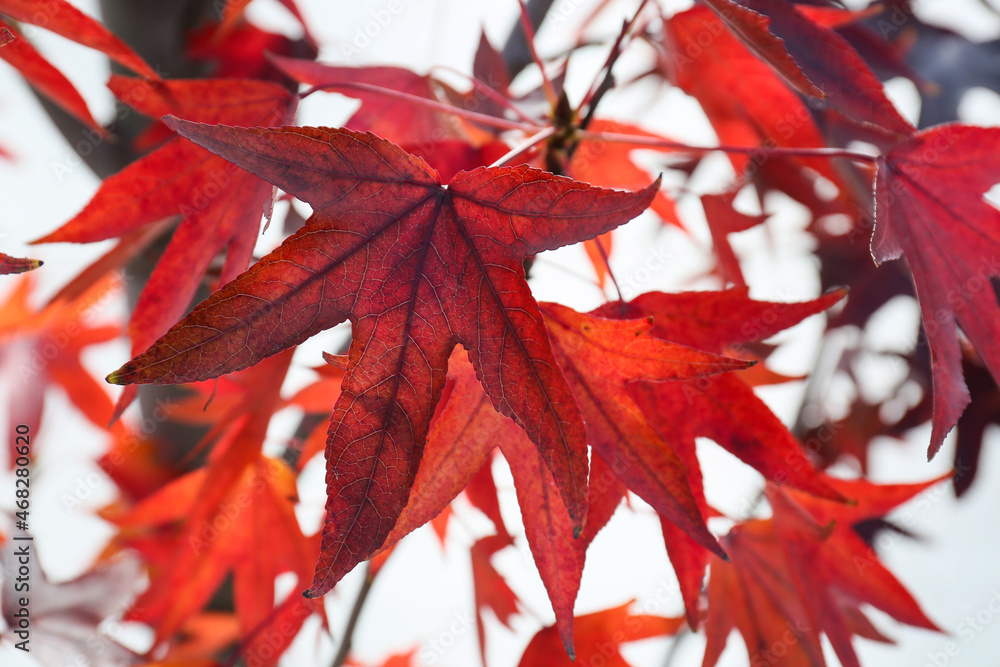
[602,287,846,625]
[105,120,659,597]
[36,77,295,390]
[872,124,1000,456]
[271,56,473,146]
[375,306,744,657]
[660,6,848,210]
[0,0,156,78]
[703,479,941,667]
[698,0,914,137]
[517,602,684,667]
[108,351,318,664]
[0,20,100,129]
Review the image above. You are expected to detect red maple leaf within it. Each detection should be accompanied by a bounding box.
[0,252,41,275]
[108,351,319,663]
[872,124,1000,457]
[0,275,119,463]
[703,478,942,667]
[517,602,684,667]
[374,304,745,657]
[0,0,157,78]
[35,77,296,417]
[0,19,102,130]
[105,120,659,598]
[697,0,914,138]
[603,287,846,626]
[660,6,844,189]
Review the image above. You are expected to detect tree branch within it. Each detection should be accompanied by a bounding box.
[502,0,555,78]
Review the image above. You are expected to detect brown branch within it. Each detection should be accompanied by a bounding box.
[331,562,377,667]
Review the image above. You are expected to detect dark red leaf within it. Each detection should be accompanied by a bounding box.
[872,125,1000,456]
[106,119,659,596]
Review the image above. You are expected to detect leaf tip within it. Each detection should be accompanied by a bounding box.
[322,351,350,369]
[160,114,184,133]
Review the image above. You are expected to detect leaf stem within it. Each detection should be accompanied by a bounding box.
[431,65,538,124]
[579,129,880,163]
[300,81,542,133]
[331,561,377,667]
[489,126,557,167]
[593,235,623,301]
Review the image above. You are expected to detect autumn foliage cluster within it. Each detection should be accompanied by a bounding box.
[1,0,999,665]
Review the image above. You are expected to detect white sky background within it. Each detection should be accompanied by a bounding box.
[0,0,999,665]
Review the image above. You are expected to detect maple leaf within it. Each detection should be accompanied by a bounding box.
[186,11,317,83]
[602,287,846,626]
[703,479,941,667]
[471,533,522,664]
[0,251,41,274]
[540,302,749,559]
[0,19,101,129]
[373,306,746,656]
[950,354,1000,496]
[0,0,156,78]
[270,56,472,147]
[35,77,296,416]
[108,351,319,661]
[660,6,848,207]
[516,602,684,667]
[105,119,659,597]
[378,350,580,657]
[700,190,766,287]
[698,0,914,138]
[872,124,1000,457]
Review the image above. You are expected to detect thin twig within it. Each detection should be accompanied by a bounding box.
[577,0,653,126]
[489,126,557,167]
[331,561,377,667]
[593,235,623,301]
[300,81,541,132]
[432,65,537,123]
[578,129,880,163]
